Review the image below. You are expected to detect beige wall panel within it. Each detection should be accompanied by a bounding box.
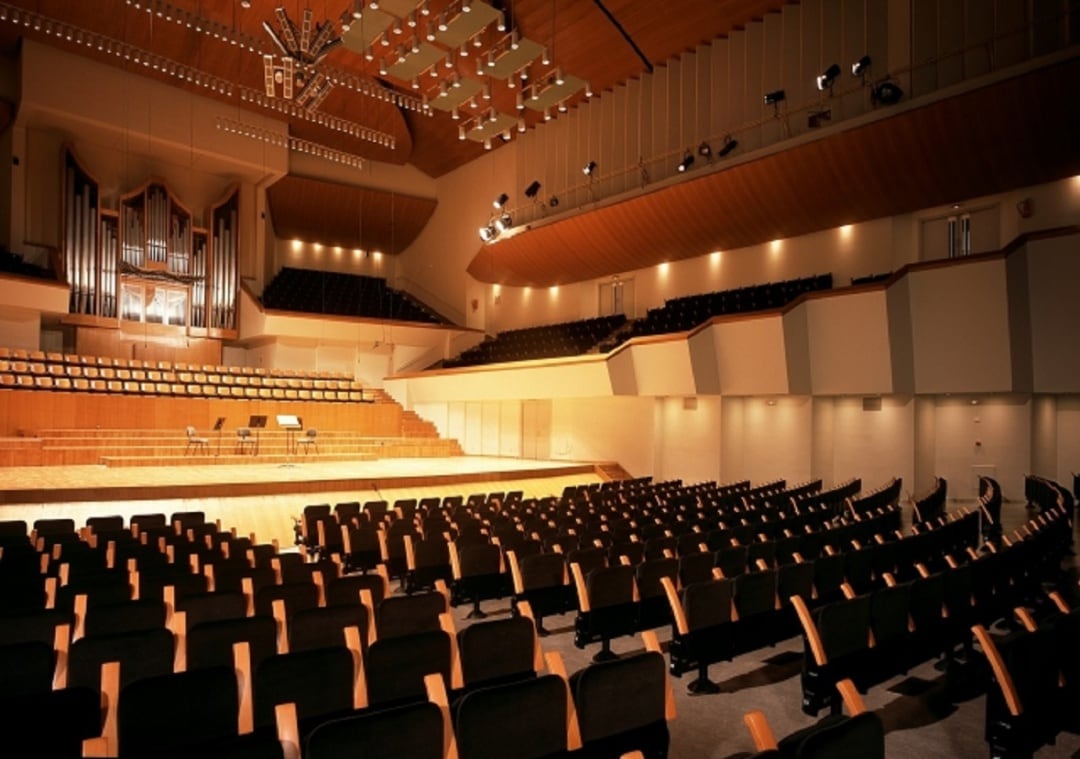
[1026,235,1080,392]
[805,290,894,395]
[711,315,791,396]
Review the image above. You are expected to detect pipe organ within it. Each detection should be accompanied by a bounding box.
[61,146,239,336]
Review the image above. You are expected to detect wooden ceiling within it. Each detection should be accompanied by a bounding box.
[468,58,1080,286]
[0,0,789,176]
[266,174,436,253]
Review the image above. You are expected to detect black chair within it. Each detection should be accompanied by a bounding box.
[664,577,735,694]
[573,563,638,662]
[176,591,248,630]
[454,674,570,759]
[452,542,504,619]
[326,573,388,608]
[376,591,447,640]
[253,645,355,731]
[365,630,453,710]
[254,581,320,619]
[304,701,446,759]
[795,592,873,716]
[512,551,570,635]
[84,598,167,637]
[635,558,678,630]
[733,568,779,651]
[289,604,370,653]
[571,650,670,759]
[458,615,537,691]
[67,627,174,692]
[117,666,285,759]
[187,616,278,674]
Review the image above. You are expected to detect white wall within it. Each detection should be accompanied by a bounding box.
[549,397,656,477]
[829,395,916,496]
[933,394,1031,501]
[653,396,723,485]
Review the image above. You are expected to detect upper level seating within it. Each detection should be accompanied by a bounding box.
[851,272,892,286]
[444,314,626,368]
[261,267,446,325]
[612,273,832,347]
[0,246,54,281]
[0,348,373,403]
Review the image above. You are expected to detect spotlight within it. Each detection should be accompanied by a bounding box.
[493,192,509,209]
[717,136,738,157]
[494,212,512,233]
[524,180,541,199]
[852,55,871,77]
[871,79,903,105]
[549,196,560,208]
[763,89,786,106]
[582,160,597,177]
[479,224,497,242]
[697,141,712,158]
[816,63,841,91]
[677,150,694,172]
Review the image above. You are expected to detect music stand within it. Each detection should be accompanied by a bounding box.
[249,415,267,456]
[276,414,301,466]
[212,417,226,457]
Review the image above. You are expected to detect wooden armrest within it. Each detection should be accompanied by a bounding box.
[52,623,71,690]
[404,535,417,571]
[275,702,300,759]
[515,601,546,673]
[570,562,590,613]
[344,625,367,710]
[170,610,187,673]
[659,576,689,636]
[882,573,897,588]
[972,625,1022,717]
[1048,590,1070,614]
[424,674,459,759]
[742,710,779,751]
[1013,607,1038,633]
[641,631,676,721]
[272,599,289,655]
[448,542,462,580]
[790,595,827,666]
[233,641,254,734]
[439,612,463,690]
[544,651,582,751]
[507,550,525,595]
[82,661,120,757]
[836,678,866,715]
[840,582,856,600]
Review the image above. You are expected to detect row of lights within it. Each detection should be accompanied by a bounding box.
[764,55,903,110]
[479,192,514,242]
[0,1,403,149]
[216,117,365,169]
[126,0,428,115]
[0,4,234,94]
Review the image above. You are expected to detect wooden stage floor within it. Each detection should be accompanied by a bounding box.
[0,456,604,548]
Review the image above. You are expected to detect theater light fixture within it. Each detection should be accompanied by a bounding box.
[677,150,694,172]
[582,160,597,177]
[852,55,871,77]
[493,192,509,209]
[524,180,542,198]
[479,224,497,242]
[763,89,786,106]
[717,136,738,157]
[871,79,903,105]
[493,212,513,233]
[697,141,712,158]
[816,63,842,91]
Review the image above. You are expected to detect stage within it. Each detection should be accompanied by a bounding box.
[0,456,609,547]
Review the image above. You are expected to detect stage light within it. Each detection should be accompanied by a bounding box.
[816,63,841,91]
[582,160,597,176]
[524,180,541,198]
[549,196,560,208]
[763,89,785,106]
[677,150,694,172]
[698,141,712,158]
[494,212,512,233]
[493,192,509,209]
[871,79,903,105]
[479,224,496,242]
[717,136,738,157]
[852,55,871,77]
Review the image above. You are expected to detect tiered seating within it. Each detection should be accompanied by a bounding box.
[261,267,446,325]
[614,273,832,345]
[0,349,370,402]
[850,271,892,286]
[913,476,947,525]
[444,315,626,368]
[0,509,677,759]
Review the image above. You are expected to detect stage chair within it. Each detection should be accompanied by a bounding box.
[253,644,356,732]
[185,426,209,455]
[791,588,873,716]
[742,679,884,758]
[508,551,571,635]
[570,632,673,759]
[187,615,278,675]
[458,614,540,692]
[364,629,455,710]
[235,427,255,455]
[572,562,639,662]
[403,535,453,594]
[67,627,174,693]
[733,567,780,652]
[449,541,504,619]
[304,698,449,759]
[326,569,390,609]
[376,589,448,641]
[288,604,371,654]
[454,665,576,759]
[662,575,736,694]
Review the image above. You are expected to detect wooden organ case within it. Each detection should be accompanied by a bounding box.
[61,147,239,356]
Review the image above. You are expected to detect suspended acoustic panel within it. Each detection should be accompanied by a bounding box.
[467,59,1080,286]
[267,174,437,254]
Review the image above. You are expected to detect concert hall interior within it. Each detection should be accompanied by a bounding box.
[0,1,1078,757]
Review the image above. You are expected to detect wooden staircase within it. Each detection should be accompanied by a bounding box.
[594,462,633,482]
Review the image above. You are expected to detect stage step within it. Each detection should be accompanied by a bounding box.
[595,462,634,482]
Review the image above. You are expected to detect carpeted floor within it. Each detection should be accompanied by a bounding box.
[438,498,1080,758]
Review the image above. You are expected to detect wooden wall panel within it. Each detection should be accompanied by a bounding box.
[0,391,402,438]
